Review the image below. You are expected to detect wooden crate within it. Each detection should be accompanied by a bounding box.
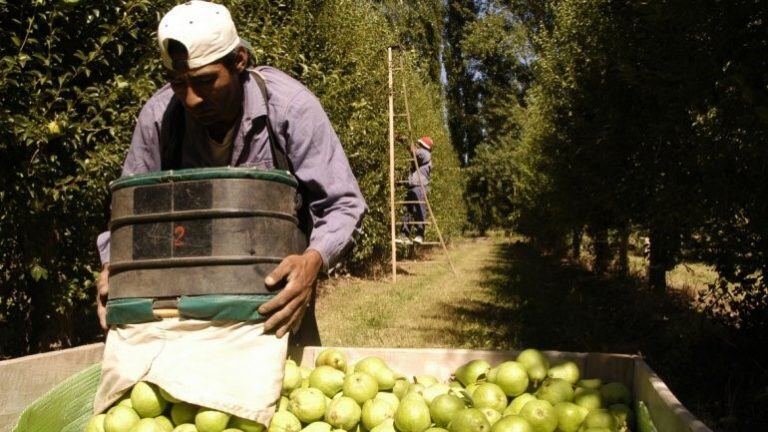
[0,344,711,432]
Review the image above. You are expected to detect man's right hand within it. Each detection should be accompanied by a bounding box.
[97,263,109,330]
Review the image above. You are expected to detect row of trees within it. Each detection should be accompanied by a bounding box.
[447,0,767,340]
[0,0,463,357]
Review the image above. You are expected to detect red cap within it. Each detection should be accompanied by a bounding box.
[417,136,433,150]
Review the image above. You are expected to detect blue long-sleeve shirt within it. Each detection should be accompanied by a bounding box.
[407,147,432,189]
[97,66,367,271]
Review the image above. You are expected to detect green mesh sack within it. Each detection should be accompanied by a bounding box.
[13,363,101,432]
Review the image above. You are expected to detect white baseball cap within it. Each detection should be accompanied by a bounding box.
[157,1,244,70]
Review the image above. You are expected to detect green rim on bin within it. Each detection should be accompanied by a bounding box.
[106,294,274,325]
[109,167,298,191]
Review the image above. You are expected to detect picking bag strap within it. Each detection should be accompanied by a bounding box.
[250,69,292,173]
[160,96,186,170]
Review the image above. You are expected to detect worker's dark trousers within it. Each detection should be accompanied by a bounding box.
[401,186,427,238]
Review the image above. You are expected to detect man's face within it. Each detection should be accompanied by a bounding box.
[166,50,245,127]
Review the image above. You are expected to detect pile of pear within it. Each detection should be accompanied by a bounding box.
[85,348,634,432]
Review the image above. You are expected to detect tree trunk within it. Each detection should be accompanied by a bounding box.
[648,227,672,292]
[572,227,582,259]
[591,227,610,275]
[616,225,630,277]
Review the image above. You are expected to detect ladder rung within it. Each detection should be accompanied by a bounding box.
[396,260,432,264]
[396,221,431,225]
[396,200,426,204]
[396,180,411,185]
[416,241,441,246]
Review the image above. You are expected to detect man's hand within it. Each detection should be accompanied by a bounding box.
[96,263,109,330]
[259,249,323,338]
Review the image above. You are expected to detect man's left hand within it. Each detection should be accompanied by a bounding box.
[259,249,323,338]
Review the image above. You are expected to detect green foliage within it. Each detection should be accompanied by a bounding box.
[0,0,463,357]
[447,0,768,349]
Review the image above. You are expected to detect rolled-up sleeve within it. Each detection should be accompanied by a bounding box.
[283,91,367,271]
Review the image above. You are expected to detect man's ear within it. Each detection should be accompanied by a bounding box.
[235,46,248,72]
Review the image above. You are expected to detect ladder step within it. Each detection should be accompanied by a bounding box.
[396,200,427,205]
[396,221,431,225]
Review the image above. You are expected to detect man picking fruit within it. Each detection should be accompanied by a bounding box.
[95,0,366,344]
[92,0,365,424]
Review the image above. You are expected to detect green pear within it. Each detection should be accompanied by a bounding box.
[155,415,174,432]
[85,414,106,432]
[196,408,231,432]
[310,366,346,398]
[301,422,332,432]
[546,362,580,385]
[172,403,199,426]
[284,360,303,395]
[278,397,291,412]
[290,387,328,423]
[487,361,529,397]
[370,418,396,432]
[229,417,266,432]
[393,380,411,399]
[582,409,616,431]
[490,415,533,432]
[171,425,198,432]
[572,388,602,410]
[429,393,466,427]
[325,396,361,431]
[316,349,348,373]
[518,399,557,432]
[394,397,431,432]
[504,394,536,417]
[355,357,388,375]
[479,408,501,426]
[576,379,602,390]
[414,375,439,387]
[132,382,168,418]
[132,418,163,432]
[426,428,449,432]
[422,383,451,404]
[104,405,140,432]
[534,379,573,405]
[268,412,302,432]
[447,408,490,432]
[516,350,549,384]
[343,372,379,404]
[372,367,397,391]
[374,392,400,411]
[552,402,587,432]
[454,360,491,387]
[472,383,507,413]
[361,399,396,430]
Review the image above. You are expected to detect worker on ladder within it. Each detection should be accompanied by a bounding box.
[397,136,433,245]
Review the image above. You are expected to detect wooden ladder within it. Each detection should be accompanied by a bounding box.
[387,46,457,283]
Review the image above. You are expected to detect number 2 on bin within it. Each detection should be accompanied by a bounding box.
[173,225,186,247]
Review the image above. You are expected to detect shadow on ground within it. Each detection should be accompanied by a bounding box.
[439,239,766,432]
